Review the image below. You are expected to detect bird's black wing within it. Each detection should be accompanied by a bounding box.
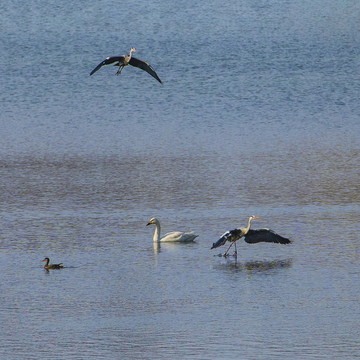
[49,263,63,269]
[211,229,243,249]
[129,57,162,83]
[90,56,125,76]
[244,229,291,244]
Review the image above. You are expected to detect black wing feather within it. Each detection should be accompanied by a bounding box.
[90,56,125,76]
[244,229,291,244]
[129,57,162,83]
[211,229,243,249]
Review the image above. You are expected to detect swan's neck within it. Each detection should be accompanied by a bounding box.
[153,222,161,242]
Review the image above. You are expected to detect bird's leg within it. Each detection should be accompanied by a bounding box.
[234,242,237,257]
[224,242,234,257]
[116,65,124,75]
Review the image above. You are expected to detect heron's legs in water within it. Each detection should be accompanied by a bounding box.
[224,241,238,257]
[224,242,234,257]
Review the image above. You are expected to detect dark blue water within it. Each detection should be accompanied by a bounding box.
[1,0,359,359]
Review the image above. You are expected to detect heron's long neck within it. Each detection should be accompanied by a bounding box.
[153,223,161,242]
[244,217,253,234]
[129,49,135,59]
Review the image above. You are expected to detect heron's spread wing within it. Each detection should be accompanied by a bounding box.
[90,56,125,76]
[244,229,291,244]
[211,229,243,249]
[129,57,162,83]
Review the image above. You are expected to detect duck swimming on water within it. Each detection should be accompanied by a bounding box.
[42,257,64,270]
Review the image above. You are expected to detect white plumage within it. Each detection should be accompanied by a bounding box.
[146,217,199,243]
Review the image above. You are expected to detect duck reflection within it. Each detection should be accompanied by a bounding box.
[215,258,292,274]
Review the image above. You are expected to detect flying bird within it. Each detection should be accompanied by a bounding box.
[90,48,162,83]
[146,217,198,243]
[42,257,64,270]
[211,216,291,257]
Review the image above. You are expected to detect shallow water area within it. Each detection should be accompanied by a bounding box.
[1,0,360,359]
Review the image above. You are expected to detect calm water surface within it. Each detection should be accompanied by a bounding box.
[1,0,359,359]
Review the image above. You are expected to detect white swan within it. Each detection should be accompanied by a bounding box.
[146,217,199,243]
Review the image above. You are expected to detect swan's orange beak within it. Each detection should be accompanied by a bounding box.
[42,258,46,262]
[253,216,260,219]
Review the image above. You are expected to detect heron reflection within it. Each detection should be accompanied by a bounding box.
[215,258,293,273]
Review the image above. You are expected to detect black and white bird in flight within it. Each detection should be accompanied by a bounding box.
[90,48,162,83]
[211,216,291,257]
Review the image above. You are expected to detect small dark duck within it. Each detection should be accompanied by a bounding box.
[42,257,64,270]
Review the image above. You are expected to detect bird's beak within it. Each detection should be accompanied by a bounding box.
[146,222,151,226]
[42,259,46,262]
[253,216,260,219]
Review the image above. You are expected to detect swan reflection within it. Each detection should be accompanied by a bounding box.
[153,241,197,254]
[153,242,161,254]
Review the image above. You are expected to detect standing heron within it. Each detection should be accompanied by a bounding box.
[211,216,291,257]
[90,48,162,83]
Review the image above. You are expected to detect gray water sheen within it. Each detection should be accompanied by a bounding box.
[0,0,359,359]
